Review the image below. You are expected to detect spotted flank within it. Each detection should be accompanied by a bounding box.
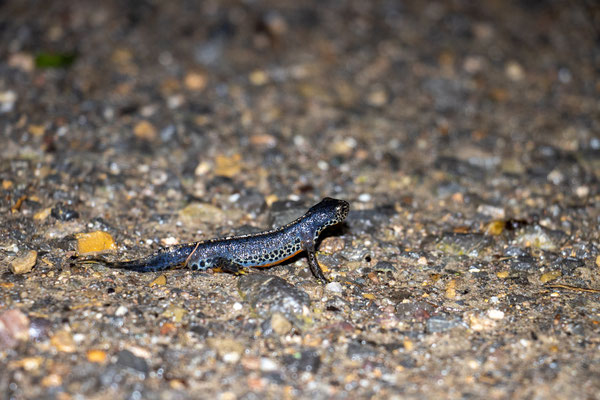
[81,197,349,283]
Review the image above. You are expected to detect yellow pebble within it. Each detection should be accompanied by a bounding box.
[133,120,157,140]
[76,231,116,254]
[540,270,561,283]
[214,154,242,178]
[87,350,107,363]
[33,207,52,220]
[150,274,167,287]
[445,279,457,299]
[485,220,504,236]
[496,271,509,279]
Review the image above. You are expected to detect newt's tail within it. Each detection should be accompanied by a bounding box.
[78,243,198,272]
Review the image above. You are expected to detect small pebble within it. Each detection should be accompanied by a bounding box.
[149,275,167,287]
[270,313,292,335]
[540,270,561,283]
[76,231,116,254]
[505,61,524,81]
[325,281,343,294]
[319,237,345,253]
[260,357,278,372]
[214,154,242,177]
[250,134,277,148]
[8,52,34,72]
[426,314,461,333]
[0,309,30,348]
[0,90,17,113]
[115,305,128,316]
[445,279,457,299]
[194,161,211,176]
[184,71,207,91]
[496,271,509,279]
[133,120,157,140]
[249,70,268,85]
[367,89,388,107]
[33,207,52,220]
[161,305,186,322]
[178,202,227,226]
[116,349,149,376]
[11,356,43,371]
[477,204,505,219]
[41,374,62,387]
[358,193,372,202]
[50,330,76,353]
[487,309,505,320]
[87,349,108,363]
[10,250,37,274]
[282,350,321,374]
[207,338,245,363]
[485,220,504,236]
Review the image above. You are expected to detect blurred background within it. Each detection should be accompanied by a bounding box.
[1,1,599,399]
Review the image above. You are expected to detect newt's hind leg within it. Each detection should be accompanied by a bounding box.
[214,258,249,275]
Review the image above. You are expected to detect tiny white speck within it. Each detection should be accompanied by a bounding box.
[317,160,329,171]
[223,352,241,363]
[358,193,371,202]
[233,302,243,311]
[73,333,86,343]
[229,193,240,202]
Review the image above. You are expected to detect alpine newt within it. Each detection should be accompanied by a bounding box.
[80,197,349,283]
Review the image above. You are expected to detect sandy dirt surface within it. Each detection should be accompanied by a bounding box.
[1,1,599,399]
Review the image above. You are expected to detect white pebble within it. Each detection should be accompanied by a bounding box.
[73,333,86,343]
[487,309,504,320]
[0,90,17,113]
[115,305,129,317]
[325,282,343,294]
[260,358,278,372]
[232,302,243,311]
[358,193,371,202]
[223,352,241,363]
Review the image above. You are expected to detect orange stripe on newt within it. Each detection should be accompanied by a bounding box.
[254,250,303,268]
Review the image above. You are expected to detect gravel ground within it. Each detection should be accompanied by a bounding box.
[1,1,599,399]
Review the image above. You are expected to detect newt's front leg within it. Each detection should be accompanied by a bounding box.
[305,242,329,283]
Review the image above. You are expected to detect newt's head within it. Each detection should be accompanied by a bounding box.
[307,197,350,231]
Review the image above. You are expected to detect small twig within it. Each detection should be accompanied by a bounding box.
[545,284,600,293]
[184,242,200,267]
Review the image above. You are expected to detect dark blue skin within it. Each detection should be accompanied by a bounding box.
[84,198,349,283]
